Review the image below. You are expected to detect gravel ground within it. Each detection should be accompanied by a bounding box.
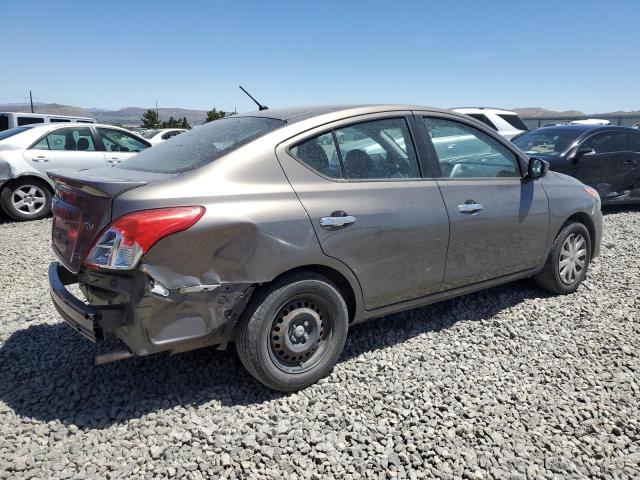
[0,209,638,480]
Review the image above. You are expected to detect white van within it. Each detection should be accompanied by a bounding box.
[451,107,528,139]
[0,112,95,132]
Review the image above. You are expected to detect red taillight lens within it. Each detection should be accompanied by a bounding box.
[83,206,205,270]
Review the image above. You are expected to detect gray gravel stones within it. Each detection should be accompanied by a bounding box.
[0,209,639,479]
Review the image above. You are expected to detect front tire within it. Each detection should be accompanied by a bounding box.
[535,221,591,294]
[236,272,349,391]
[1,178,52,221]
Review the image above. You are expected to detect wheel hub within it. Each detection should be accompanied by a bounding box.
[12,185,45,215]
[559,233,587,285]
[270,298,329,372]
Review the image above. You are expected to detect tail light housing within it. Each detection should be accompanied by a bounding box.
[83,206,205,270]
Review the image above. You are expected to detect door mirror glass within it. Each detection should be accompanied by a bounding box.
[528,157,548,178]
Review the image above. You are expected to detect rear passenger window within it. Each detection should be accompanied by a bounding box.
[424,117,520,178]
[291,118,420,181]
[290,132,342,179]
[18,117,45,126]
[32,127,96,151]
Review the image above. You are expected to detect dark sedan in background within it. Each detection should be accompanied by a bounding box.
[513,125,640,204]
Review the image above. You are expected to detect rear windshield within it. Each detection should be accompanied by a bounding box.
[497,114,528,131]
[119,116,285,173]
[0,126,32,142]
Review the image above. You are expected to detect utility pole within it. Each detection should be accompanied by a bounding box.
[155,100,159,117]
[29,90,34,113]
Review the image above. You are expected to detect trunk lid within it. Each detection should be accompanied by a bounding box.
[47,167,172,273]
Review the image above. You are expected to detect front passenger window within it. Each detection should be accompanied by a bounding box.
[98,128,149,153]
[423,117,520,178]
[582,132,628,154]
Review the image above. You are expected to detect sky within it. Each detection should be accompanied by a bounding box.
[0,0,638,114]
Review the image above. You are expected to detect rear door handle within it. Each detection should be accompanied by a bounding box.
[458,203,483,214]
[32,156,49,162]
[107,157,122,166]
[320,215,356,229]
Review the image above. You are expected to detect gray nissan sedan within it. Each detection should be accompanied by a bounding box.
[48,105,602,391]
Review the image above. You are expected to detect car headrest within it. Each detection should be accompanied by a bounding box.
[344,149,373,179]
[76,138,90,151]
[298,142,329,174]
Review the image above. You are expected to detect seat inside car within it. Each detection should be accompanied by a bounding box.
[344,149,374,179]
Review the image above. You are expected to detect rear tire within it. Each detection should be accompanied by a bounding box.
[236,272,349,391]
[534,221,591,294]
[0,178,52,221]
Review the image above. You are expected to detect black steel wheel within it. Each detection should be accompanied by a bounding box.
[268,294,333,374]
[235,272,349,391]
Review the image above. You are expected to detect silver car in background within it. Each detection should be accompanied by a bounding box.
[47,105,602,391]
[0,123,151,220]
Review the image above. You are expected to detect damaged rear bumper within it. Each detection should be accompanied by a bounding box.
[48,262,253,355]
[48,263,127,341]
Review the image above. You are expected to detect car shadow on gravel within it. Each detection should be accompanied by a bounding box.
[0,279,548,429]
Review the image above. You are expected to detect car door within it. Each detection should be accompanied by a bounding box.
[24,126,107,174]
[568,130,634,200]
[276,113,450,310]
[97,127,151,166]
[417,114,549,290]
[629,131,640,200]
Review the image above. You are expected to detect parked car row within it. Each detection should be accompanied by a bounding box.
[45,105,603,391]
[0,123,151,220]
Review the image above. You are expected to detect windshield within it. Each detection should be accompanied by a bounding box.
[142,129,160,139]
[0,126,33,142]
[512,129,581,156]
[119,116,285,173]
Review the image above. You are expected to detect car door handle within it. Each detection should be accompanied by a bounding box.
[320,215,356,228]
[458,203,483,214]
[107,158,122,166]
[32,156,49,162]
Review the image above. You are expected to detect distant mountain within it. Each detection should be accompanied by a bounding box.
[512,107,585,117]
[0,102,211,126]
[512,107,640,118]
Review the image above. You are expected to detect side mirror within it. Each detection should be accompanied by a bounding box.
[571,146,596,161]
[527,157,549,179]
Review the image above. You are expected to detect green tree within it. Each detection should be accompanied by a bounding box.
[205,107,226,123]
[159,116,190,129]
[141,109,160,129]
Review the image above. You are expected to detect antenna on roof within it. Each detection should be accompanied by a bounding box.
[239,85,268,111]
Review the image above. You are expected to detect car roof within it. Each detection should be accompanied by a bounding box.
[532,124,638,134]
[234,104,453,124]
[452,107,518,115]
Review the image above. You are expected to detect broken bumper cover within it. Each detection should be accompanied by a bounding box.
[48,262,127,342]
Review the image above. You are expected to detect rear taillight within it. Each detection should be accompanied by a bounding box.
[83,206,205,270]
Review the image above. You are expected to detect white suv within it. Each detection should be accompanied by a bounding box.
[452,107,528,139]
